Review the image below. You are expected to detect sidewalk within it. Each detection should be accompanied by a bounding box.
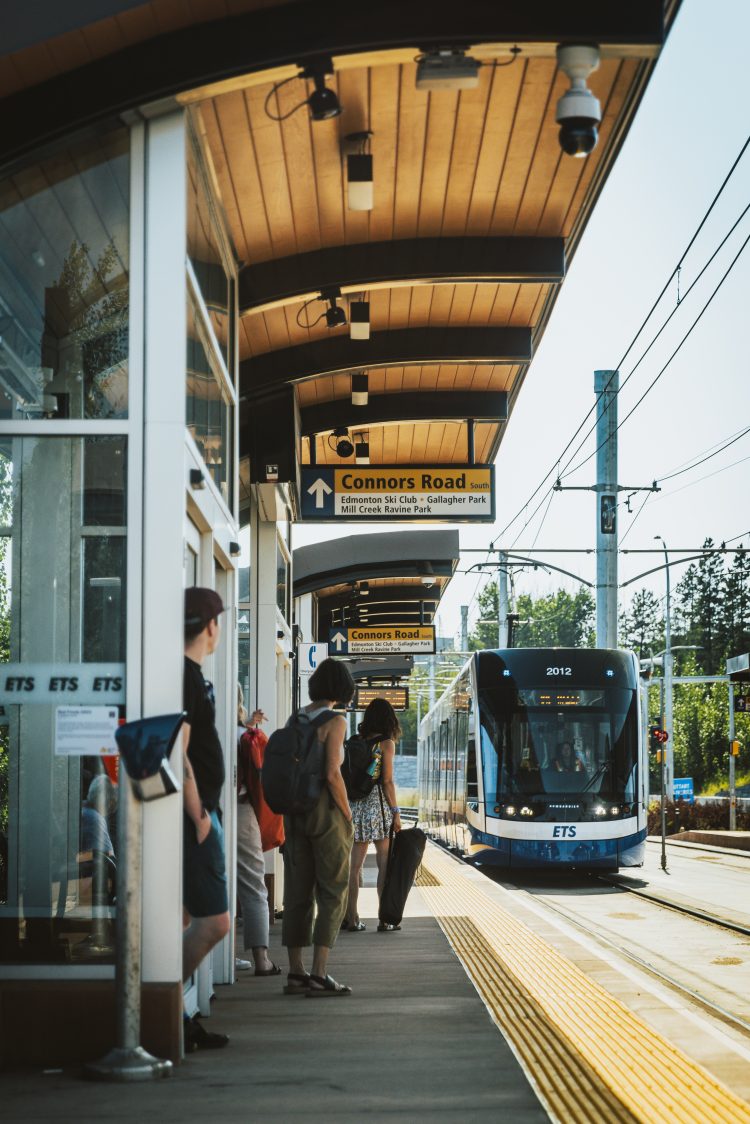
[4,859,546,1123]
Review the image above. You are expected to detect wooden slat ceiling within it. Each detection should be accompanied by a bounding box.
[0,1,665,473]
[196,54,638,464]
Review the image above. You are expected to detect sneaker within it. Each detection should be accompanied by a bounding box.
[184,1014,229,1051]
[235,957,252,971]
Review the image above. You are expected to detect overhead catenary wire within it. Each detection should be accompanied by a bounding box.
[559,202,750,480]
[489,133,750,545]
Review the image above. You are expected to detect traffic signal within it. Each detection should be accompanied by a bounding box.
[649,725,669,752]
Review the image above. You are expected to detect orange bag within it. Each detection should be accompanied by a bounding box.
[238,726,285,851]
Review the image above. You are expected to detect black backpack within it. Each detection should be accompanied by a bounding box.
[261,709,334,815]
[341,734,379,801]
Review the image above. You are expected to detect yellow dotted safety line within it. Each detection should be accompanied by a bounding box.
[421,844,750,1124]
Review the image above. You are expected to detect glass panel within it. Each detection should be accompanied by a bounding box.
[186,296,233,506]
[0,436,127,964]
[237,525,250,604]
[0,130,129,420]
[275,537,288,620]
[479,684,638,804]
[187,143,230,365]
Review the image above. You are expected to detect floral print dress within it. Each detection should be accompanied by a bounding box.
[350,742,393,842]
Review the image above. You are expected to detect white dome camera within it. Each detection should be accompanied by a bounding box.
[555,44,601,158]
[421,575,436,588]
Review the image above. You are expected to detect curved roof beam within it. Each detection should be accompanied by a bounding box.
[0,1,665,167]
[300,391,507,436]
[239,238,565,316]
[240,327,530,398]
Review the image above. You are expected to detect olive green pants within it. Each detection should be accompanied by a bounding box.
[281,790,353,949]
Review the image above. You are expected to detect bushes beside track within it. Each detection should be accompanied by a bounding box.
[647,799,750,835]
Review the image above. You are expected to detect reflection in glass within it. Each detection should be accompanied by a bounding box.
[187,142,230,364]
[0,130,129,420]
[186,296,233,506]
[276,538,288,620]
[0,436,126,963]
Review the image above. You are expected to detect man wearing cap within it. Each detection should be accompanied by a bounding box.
[182,587,231,1050]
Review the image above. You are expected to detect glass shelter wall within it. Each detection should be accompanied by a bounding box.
[0,131,129,965]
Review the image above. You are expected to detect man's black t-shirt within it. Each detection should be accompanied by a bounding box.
[184,656,225,811]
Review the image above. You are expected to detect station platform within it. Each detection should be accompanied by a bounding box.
[4,844,750,1123]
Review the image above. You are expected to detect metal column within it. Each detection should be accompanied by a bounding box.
[498,552,509,648]
[595,370,619,649]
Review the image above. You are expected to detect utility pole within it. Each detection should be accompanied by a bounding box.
[498,552,509,648]
[655,535,674,800]
[460,605,468,654]
[728,681,737,831]
[555,371,658,651]
[595,369,619,649]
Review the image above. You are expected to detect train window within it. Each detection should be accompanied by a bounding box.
[479,684,638,802]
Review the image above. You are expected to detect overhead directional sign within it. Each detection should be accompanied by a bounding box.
[300,465,494,522]
[330,626,435,655]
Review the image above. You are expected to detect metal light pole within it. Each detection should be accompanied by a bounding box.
[655,535,674,801]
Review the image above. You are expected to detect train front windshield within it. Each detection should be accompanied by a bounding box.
[478,685,638,804]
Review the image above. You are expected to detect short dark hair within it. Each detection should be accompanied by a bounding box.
[307,658,355,706]
[185,587,224,641]
[359,697,401,741]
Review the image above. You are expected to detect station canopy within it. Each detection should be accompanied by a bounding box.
[293,528,459,644]
[0,1,678,523]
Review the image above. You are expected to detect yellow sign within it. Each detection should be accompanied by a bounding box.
[329,625,435,654]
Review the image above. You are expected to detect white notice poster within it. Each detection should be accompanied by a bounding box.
[54,706,119,757]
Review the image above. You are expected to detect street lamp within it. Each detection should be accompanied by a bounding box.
[655,535,674,800]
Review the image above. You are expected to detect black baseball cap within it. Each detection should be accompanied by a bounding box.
[185,587,224,630]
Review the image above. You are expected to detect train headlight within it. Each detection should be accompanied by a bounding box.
[520,806,533,816]
[610,805,620,816]
[594,805,606,817]
[505,805,517,817]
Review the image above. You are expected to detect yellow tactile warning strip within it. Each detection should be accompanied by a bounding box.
[415,865,440,887]
[420,843,750,1124]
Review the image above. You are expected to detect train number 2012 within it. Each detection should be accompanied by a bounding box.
[546,666,572,676]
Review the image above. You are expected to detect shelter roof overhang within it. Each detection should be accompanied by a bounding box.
[294,529,459,596]
[0,0,679,488]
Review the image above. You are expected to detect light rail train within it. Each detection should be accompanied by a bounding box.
[418,648,647,870]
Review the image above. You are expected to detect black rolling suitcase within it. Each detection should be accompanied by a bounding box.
[378,824,427,927]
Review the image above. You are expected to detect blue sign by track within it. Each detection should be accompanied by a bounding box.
[673,777,694,803]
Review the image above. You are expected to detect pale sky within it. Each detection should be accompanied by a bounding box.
[294,0,750,644]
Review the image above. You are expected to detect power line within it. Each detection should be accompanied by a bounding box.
[560,203,750,480]
[657,424,750,483]
[490,133,750,543]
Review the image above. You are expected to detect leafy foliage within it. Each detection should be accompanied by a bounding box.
[468,581,595,651]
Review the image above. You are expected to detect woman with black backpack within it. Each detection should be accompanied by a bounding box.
[343,697,402,932]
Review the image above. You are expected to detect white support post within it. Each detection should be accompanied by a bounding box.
[729,683,736,831]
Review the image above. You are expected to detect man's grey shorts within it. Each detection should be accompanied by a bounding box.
[183,810,229,918]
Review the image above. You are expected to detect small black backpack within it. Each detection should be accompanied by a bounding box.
[261,709,334,815]
[341,734,379,802]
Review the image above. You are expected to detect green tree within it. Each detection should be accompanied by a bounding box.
[468,582,594,650]
[620,588,663,657]
[719,546,750,661]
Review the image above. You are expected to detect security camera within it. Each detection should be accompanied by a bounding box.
[555,44,600,158]
[421,576,435,588]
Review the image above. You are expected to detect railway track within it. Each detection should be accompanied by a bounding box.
[481,864,750,1044]
[597,872,750,939]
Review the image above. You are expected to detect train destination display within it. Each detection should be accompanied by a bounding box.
[354,686,409,711]
[329,625,436,654]
[301,465,494,522]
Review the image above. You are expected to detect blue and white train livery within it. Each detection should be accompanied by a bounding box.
[418,648,647,871]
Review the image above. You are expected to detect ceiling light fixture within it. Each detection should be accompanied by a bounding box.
[415,48,480,90]
[349,299,370,340]
[328,427,354,458]
[351,372,369,406]
[354,431,370,464]
[345,131,373,210]
[321,286,347,329]
[264,56,342,123]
